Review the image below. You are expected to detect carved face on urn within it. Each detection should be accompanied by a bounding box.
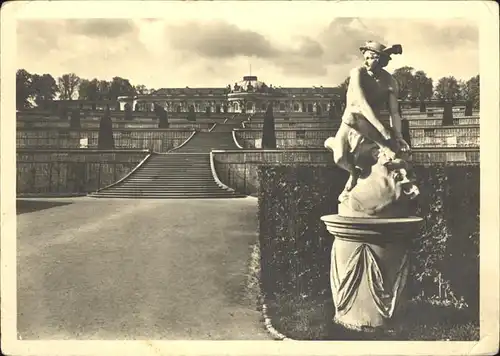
[340,144,420,218]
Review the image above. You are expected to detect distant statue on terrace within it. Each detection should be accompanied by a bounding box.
[325,41,419,218]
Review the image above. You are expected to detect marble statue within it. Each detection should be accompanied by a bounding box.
[325,41,419,217]
[321,42,423,332]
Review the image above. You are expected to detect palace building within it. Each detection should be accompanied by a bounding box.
[118,75,343,115]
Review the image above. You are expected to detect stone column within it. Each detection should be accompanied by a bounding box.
[321,215,422,332]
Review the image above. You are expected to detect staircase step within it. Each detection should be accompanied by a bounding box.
[105,189,228,194]
[91,192,242,197]
[91,130,243,199]
[91,195,246,199]
[130,173,213,176]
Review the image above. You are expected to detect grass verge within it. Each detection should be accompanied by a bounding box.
[265,293,479,341]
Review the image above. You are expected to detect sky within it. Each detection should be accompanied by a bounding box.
[15,2,480,90]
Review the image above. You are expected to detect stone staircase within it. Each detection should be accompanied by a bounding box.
[89,117,247,199]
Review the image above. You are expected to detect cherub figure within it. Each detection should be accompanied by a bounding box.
[326,41,411,193]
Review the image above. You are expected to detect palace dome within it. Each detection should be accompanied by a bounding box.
[231,75,269,93]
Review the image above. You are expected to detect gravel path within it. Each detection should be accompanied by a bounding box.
[17,197,271,340]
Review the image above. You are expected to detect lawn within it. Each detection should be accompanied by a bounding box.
[265,293,479,341]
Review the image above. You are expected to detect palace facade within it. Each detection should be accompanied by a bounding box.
[118,75,342,115]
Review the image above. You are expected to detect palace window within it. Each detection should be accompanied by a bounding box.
[293,103,300,111]
[279,103,286,111]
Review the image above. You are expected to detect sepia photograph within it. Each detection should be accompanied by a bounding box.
[1,1,498,355]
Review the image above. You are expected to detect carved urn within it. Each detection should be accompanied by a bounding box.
[322,138,422,332]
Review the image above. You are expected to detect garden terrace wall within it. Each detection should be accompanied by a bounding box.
[16,128,194,152]
[258,164,479,312]
[17,149,148,195]
[233,126,480,149]
[212,148,480,196]
[17,119,215,131]
[17,111,231,122]
[242,117,480,130]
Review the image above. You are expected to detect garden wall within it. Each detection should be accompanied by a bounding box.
[258,165,479,311]
[242,117,479,130]
[17,149,148,195]
[234,126,480,149]
[16,128,193,152]
[17,119,215,131]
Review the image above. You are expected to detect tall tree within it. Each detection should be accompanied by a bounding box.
[459,75,480,109]
[134,84,149,95]
[79,79,99,100]
[31,73,58,108]
[434,76,460,101]
[57,73,81,100]
[109,77,135,100]
[411,70,434,102]
[262,102,277,149]
[16,69,34,109]
[98,80,110,100]
[78,78,100,110]
[392,66,415,100]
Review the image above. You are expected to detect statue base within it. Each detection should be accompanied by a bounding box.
[321,214,422,332]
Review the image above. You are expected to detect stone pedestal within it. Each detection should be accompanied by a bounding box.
[321,214,422,332]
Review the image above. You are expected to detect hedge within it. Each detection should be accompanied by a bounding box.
[258,165,479,312]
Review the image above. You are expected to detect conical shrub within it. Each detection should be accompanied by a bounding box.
[98,106,115,149]
[262,103,277,149]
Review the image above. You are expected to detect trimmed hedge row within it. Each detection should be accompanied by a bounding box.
[258,165,479,311]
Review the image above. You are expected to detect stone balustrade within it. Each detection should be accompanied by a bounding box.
[17,120,215,131]
[233,125,479,149]
[16,128,194,152]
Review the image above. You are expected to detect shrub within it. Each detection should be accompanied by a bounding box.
[187,105,197,121]
[262,103,276,149]
[154,104,169,129]
[124,103,133,120]
[69,109,81,129]
[98,107,114,149]
[258,164,479,311]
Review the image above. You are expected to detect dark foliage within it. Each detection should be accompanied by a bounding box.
[154,104,169,129]
[442,101,454,126]
[401,119,412,148]
[262,103,277,149]
[419,101,426,113]
[58,106,69,121]
[258,165,479,311]
[98,107,115,149]
[69,109,81,129]
[124,103,133,120]
[187,105,197,121]
[465,100,473,117]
